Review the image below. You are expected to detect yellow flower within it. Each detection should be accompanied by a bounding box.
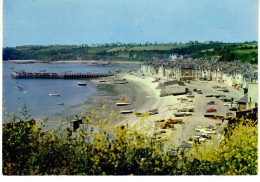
[102,104,106,109]
[94,99,97,103]
[81,102,85,105]
[3,107,6,111]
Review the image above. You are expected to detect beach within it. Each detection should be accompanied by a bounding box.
[68,71,244,146]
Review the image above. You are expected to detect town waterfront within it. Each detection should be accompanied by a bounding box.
[2,62,140,121]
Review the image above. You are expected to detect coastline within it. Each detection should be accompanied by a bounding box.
[4,60,141,65]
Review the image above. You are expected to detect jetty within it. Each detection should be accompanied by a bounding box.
[11,71,114,79]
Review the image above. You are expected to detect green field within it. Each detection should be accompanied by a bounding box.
[107,44,188,52]
[232,49,258,54]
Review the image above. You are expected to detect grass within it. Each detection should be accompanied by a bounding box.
[232,49,258,54]
[107,44,188,52]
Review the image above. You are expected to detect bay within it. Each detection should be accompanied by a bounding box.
[2,62,140,122]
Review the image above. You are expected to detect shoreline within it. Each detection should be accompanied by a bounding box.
[4,60,141,65]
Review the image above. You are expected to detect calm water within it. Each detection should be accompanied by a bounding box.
[2,62,139,121]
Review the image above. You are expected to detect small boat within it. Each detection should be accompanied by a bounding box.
[57,103,64,105]
[174,113,192,117]
[49,93,60,96]
[15,86,24,91]
[23,91,29,94]
[116,94,130,106]
[120,110,135,114]
[116,102,131,106]
[39,70,46,72]
[77,81,87,86]
[178,108,194,112]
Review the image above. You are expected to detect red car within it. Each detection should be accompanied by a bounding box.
[206,108,217,112]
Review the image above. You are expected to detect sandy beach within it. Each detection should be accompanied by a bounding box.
[84,72,243,144]
[50,71,244,146]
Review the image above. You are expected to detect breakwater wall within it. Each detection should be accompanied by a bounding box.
[11,71,114,79]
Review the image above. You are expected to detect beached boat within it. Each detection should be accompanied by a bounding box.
[116,94,130,106]
[147,108,158,115]
[49,93,60,96]
[174,113,192,117]
[120,109,135,114]
[77,81,87,86]
[178,108,194,112]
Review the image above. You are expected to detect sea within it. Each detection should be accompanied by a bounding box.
[2,62,140,122]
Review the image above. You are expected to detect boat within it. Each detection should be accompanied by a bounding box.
[57,103,64,105]
[23,91,29,94]
[39,70,46,72]
[174,113,192,117]
[49,93,60,96]
[120,110,135,114]
[178,108,194,112]
[147,108,158,115]
[77,81,87,86]
[15,86,24,91]
[116,94,130,106]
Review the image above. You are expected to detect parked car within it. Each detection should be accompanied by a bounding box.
[216,88,223,91]
[206,108,217,112]
[193,88,197,92]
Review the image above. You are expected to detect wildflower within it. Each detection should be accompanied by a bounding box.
[3,107,6,111]
[94,99,97,103]
[102,104,106,109]
[81,102,85,105]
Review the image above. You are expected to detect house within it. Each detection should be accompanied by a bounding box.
[237,82,258,111]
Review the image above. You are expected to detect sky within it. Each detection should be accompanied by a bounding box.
[2,0,259,47]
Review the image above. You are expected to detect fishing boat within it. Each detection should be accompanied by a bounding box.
[116,94,130,106]
[178,108,194,112]
[77,81,87,86]
[174,113,192,117]
[57,103,64,105]
[49,93,60,96]
[120,109,135,114]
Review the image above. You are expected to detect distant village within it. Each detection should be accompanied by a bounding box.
[140,54,258,114]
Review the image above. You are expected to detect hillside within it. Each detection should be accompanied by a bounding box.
[2,42,258,64]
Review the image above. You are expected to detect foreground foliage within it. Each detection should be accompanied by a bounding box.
[2,109,258,175]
